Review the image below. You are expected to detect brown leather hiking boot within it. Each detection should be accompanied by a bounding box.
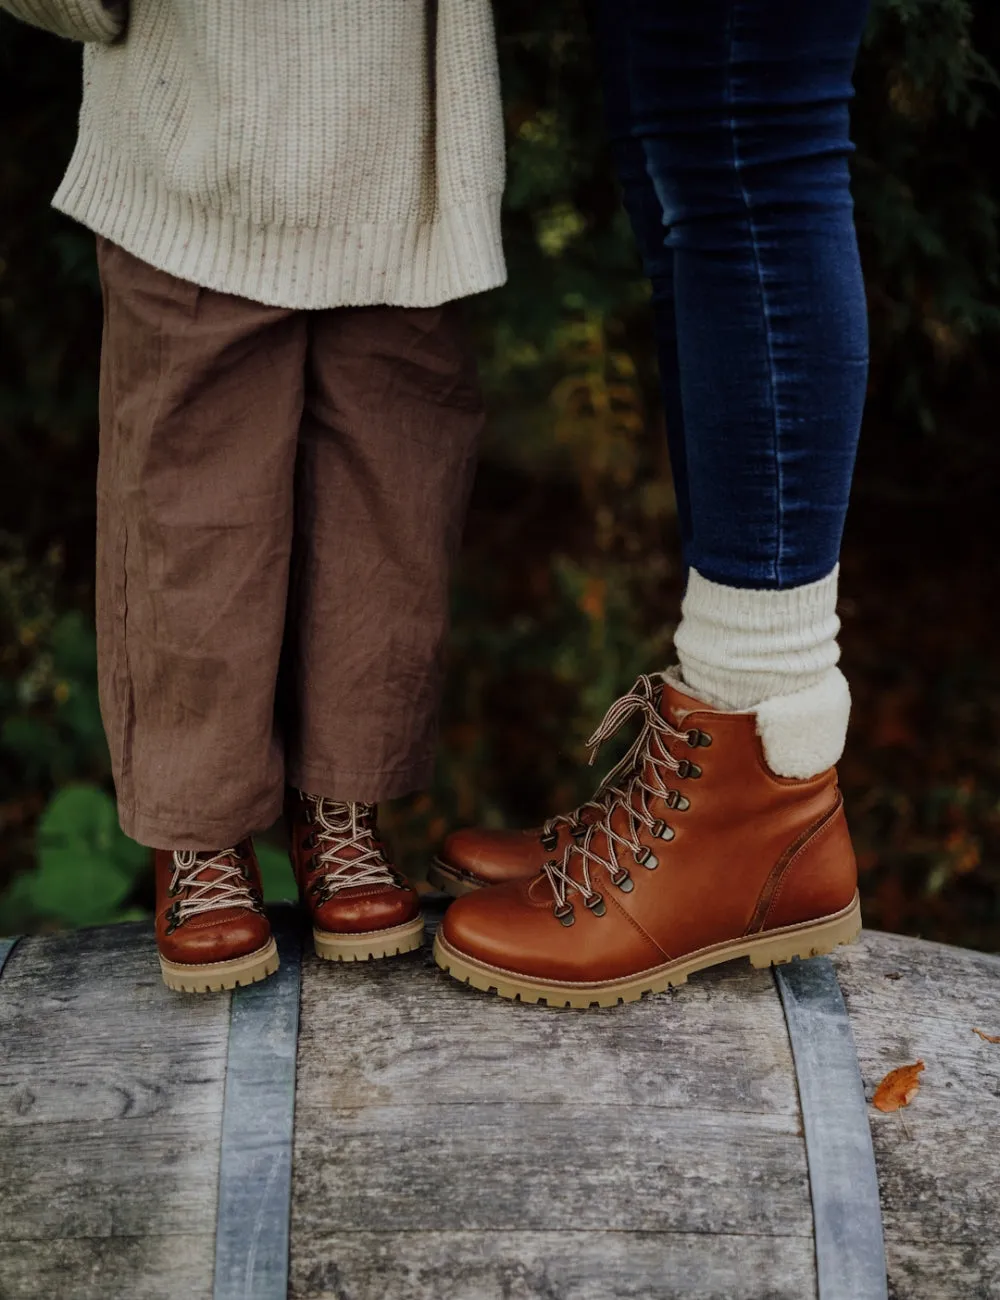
[155,840,277,993]
[287,790,424,961]
[434,673,862,1008]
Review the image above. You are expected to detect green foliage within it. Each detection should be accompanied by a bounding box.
[0,783,147,930]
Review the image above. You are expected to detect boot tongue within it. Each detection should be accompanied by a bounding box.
[659,676,720,729]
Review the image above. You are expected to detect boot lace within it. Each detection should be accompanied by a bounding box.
[303,798,401,902]
[541,673,709,924]
[166,848,262,930]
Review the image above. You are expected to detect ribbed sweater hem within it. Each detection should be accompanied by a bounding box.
[53,131,507,309]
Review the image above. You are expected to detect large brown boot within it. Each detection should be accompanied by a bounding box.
[434,674,862,1008]
[287,790,424,961]
[155,840,277,993]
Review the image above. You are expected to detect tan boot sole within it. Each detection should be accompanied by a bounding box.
[433,892,863,1009]
[313,914,425,962]
[427,857,483,897]
[159,937,279,994]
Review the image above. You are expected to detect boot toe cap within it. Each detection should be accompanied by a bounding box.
[440,827,547,887]
[313,884,421,935]
[158,907,272,966]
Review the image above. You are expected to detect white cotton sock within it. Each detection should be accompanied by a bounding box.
[672,565,851,779]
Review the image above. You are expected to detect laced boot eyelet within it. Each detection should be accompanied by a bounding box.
[633,846,658,870]
[676,759,702,780]
[164,902,182,934]
[610,867,634,893]
[167,881,180,898]
[649,819,675,842]
[539,830,558,852]
[553,903,575,927]
[687,728,713,749]
[569,822,587,841]
[585,893,606,917]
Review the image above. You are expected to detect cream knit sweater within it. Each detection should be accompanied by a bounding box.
[3,0,507,308]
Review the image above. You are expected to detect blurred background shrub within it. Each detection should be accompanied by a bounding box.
[1,0,998,946]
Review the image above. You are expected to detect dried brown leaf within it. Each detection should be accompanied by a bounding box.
[872,1060,925,1112]
[973,1028,1000,1044]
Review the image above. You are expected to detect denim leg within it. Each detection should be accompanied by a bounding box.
[598,0,870,589]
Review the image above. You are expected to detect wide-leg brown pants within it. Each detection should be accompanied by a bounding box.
[95,238,483,849]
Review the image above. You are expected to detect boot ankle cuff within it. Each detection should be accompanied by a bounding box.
[752,667,851,778]
[663,664,851,778]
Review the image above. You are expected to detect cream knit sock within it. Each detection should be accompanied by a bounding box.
[672,565,850,779]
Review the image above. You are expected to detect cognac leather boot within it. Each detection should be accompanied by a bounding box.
[155,840,277,993]
[287,790,424,961]
[434,673,862,1008]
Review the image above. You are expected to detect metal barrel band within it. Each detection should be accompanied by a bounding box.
[775,955,888,1300]
[213,907,302,1300]
[0,936,21,980]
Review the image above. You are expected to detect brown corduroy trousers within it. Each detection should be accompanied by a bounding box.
[95,238,483,850]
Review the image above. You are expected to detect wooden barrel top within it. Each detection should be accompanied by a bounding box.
[1,910,998,1300]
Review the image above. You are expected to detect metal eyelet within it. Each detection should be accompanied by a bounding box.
[164,902,182,935]
[634,846,658,870]
[585,893,606,917]
[539,830,558,852]
[676,759,702,780]
[650,819,674,841]
[610,867,633,892]
[553,903,575,927]
[697,730,713,748]
[569,822,587,841]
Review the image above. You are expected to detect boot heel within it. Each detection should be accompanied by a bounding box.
[747,893,862,970]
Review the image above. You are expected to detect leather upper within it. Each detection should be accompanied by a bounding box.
[286,790,421,935]
[154,839,271,965]
[440,679,858,983]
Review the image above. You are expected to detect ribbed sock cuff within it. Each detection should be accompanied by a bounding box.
[671,566,850,777]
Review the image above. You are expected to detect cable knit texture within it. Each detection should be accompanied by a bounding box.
[2,0,506,308]
[672,566,851,777]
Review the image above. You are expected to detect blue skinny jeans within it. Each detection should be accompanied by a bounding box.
[597,0,870,589]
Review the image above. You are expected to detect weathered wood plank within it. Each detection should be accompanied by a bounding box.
[833,932,1000,1256]
[0,1236,214,1300]
[0,1120,222,1239]
[885,1239,1000,1300]
[292,1100,810,1235]
[296,944,801,1115]
[291,1230,818,1300]
[0,924,229,1129]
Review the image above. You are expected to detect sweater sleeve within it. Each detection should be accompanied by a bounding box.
[0,0,126,43]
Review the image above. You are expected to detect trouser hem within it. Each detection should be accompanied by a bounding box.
[287,758,434,805]
[117,790,285,852]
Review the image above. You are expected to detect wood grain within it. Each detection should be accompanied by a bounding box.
[291,1230,818,1300]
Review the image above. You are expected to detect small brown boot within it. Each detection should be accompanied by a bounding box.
[434,673,862,1008]
[287,791,424,961]
[155,840,277,993]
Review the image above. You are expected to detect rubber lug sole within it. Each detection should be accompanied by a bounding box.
[313,914,425,962]
[433,892,862,1009]
[159,937,279,994]
[427,857,483,898]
